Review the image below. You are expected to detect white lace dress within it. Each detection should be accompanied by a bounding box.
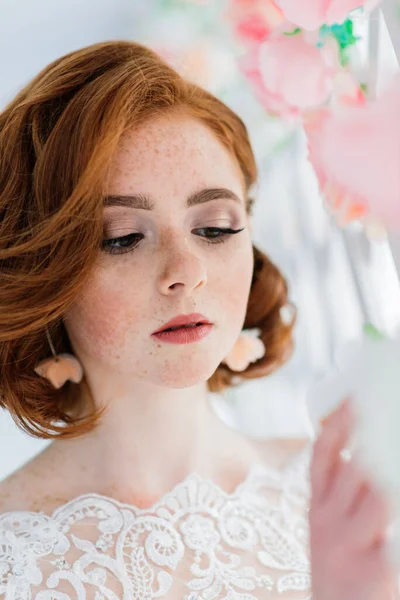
[0,442,313,600]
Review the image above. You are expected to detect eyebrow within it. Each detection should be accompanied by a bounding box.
[103,187,243,210]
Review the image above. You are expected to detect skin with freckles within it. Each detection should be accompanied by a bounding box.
[0,112,310,513]
[64,112,253,390]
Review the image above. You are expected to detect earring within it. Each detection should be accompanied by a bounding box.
[221,303,295,373]
[33,325,84,389]
[221,328,266,372]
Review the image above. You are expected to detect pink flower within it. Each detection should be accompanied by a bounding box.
[224,0,285,44]
[274,0,383,31]
[304,74,400,229]
[239,33,336,119]
[235,14,274,43]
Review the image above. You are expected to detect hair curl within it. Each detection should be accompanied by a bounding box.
[0,40,296,439]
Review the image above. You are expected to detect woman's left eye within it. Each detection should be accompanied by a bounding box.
[101,227,245,256]
[195,227,245,244]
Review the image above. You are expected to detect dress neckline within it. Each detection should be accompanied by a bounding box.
[0,460,279,522]
[0,442,312,522]
[50,460,270,518]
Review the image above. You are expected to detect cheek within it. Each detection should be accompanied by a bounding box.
[63,276,147,364]
[215,242,254,323]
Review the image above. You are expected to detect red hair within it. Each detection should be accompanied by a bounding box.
[0,40,296,439]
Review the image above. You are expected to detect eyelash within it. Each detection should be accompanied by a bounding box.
[101,227,245,256]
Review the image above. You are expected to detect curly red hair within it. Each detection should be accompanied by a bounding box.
[0,40,296,439]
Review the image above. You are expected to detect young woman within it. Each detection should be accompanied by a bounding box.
[0,40,397,599]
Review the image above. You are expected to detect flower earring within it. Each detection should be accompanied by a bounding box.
[33,325,84,389]
[221,328,266,372]
[221,303,295,373]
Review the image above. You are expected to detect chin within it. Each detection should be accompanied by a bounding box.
[154,364,219,388]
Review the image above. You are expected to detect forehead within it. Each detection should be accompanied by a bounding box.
[107,113,245,194]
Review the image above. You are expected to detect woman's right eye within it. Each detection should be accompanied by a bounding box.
[101,233,143,255]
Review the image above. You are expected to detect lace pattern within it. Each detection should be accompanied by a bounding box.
[0,442,313,599]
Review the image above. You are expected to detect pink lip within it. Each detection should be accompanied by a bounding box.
[152,313,211,335]
[152,323,213,345]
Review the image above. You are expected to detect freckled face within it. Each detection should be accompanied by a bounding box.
[63,113,254,387]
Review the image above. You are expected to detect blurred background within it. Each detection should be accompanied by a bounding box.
[1,0,400,480]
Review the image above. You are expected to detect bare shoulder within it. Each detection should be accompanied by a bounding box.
[0,445,65,515]
[251,436,312,471]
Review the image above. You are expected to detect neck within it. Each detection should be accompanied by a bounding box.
[47,377,257,504]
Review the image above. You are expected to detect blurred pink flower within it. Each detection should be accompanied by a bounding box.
[304,74,400,229]
[224,0,286,44]
[305,107,370,226]
[274,0,382,31]
[239,33,337,119]
[235,14,274,42]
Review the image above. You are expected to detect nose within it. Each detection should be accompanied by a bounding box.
[156,234,207,296]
